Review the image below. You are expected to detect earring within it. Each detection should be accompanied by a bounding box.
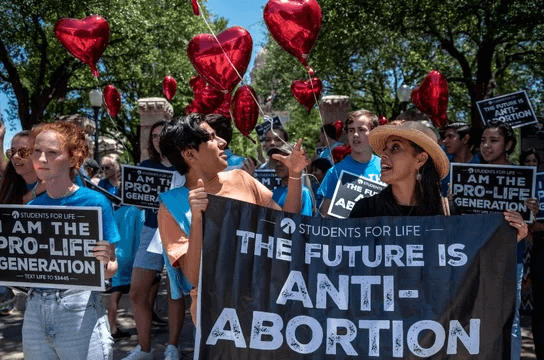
[416,171,422,182]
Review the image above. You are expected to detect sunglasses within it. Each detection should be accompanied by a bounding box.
[101,166,111,170]
[6,147,31,159]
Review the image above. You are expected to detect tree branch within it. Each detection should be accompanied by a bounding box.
[32,14,48,92]
[0,37,30,125]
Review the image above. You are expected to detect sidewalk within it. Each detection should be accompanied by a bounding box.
[0,286,538,359]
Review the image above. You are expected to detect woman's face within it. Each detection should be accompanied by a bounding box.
[523,154,539,167]
[380,136,426,186]
[311,166,325,183]
[8,136,35,178]
[101,159,117,179]
[481,128,511,164]
[263,129,285,152]
[31,130,74,182]
[152,126,163,155]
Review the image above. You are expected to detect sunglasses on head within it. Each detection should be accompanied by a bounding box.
[6,147,31,159]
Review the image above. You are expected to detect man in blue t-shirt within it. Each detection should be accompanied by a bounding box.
[268,143,314,216]
[318,109,382,217]
[441,122,481,196]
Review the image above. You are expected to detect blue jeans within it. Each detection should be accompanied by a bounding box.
[511,263,523,360]
[23,289,113,360]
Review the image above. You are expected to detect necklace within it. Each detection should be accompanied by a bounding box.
[47,185,78,199]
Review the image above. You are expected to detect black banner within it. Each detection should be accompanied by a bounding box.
[255,116,283,138]
[83,178,122,206]
[197,195,517,359]
[450,163,535,221]
[328,170,386,219]
[0,205,104,291]
[122,165,174,209]
[537,172,544,221]
[476,90,537,129]
[254,169,282,191]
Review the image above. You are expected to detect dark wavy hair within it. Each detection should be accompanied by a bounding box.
[159,114,212,175]
[482,120,516,155]
[322,123,338,140]
[411,142,443,215]
[520,148,542,167]
[148,121,167,164]
[205,114,232,146]
[444,122,474,148]
[0,131,31,204]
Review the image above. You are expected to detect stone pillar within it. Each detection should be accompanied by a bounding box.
[138,97,173,162]
[319,95,351,125]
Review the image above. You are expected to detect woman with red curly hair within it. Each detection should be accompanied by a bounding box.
[24,121,120,360]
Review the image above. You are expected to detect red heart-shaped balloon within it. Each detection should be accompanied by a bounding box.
[187,27,253,92]
[54,15,110,78]
[162,75,177,101]
[189,75,206,93]
[291,77,322,112]
[264,0,322,73]
[231,86,259,137]
[333,120,343,139]
[411,70,449,128]
[103,85,121,118]
[196,87,225,113]
[332,145,351,164]
[212,93,233,118]
[191,0,200,15]
[185,101,201,115]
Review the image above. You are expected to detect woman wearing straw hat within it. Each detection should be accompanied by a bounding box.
[349,121,528,243]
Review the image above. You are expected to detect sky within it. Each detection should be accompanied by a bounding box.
[1,0,269,150]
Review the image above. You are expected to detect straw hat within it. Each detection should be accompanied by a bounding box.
[369,121,450,180]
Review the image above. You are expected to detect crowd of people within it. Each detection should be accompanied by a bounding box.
[0,107,542,359]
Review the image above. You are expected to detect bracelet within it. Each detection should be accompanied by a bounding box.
[289,176,302,180]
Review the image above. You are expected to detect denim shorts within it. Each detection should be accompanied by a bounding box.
[23,289,113,360]
[163,251,193,300]
[133,225,165,271]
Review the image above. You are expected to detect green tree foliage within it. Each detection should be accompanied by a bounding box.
[252,0,544,131]
[0,0,226,162]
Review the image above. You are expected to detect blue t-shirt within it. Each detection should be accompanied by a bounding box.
[319,141,343,164]
[139,159,176,228]
[98,178,119,197]
[112,206,145,287]
[225,149,245,171]
[441,152,482,196]
[29,187,120,245]
[272,185,314,216]
[318,155,382,199]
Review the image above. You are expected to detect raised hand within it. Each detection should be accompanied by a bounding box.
[189,179,208,218]
[271,138,310,176]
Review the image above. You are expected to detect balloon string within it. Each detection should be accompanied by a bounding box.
[306,72,342,185]
[195,1,267,120]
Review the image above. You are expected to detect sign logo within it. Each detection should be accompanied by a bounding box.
[12,211,20,219]
[280,218,296,235]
